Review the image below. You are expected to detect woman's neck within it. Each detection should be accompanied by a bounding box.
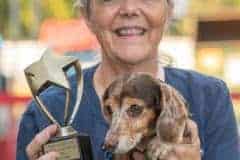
[103,57,158,77]
[94,56,165,98]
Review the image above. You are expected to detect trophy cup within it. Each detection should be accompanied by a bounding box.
[24,49,93,160]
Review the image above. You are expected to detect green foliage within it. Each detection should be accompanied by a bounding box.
[189,0,240,15]
[1,0,75,39]
[42,0,74,19]
[221,0,240,6]
[0,0,9,38]
[20,0,35,37]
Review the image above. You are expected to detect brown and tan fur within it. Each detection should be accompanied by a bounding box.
[101,73,190,160]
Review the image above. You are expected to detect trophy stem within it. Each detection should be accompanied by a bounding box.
[35,96,61,127]
[64,90,71,126]
[67,62,84,126]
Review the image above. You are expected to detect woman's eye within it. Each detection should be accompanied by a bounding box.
[98,0,119,5]
[105,105,113,115]
[127,104,143,117]
[98,0,114,3]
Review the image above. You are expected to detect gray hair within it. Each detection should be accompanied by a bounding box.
[74,0,91,15]
[74,0,88,8]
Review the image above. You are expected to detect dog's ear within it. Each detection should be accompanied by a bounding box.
[157,81,189,119]
[102,77,125,123]
[102,77,123,101]
[155,81,189,142]
[102,81,116,123]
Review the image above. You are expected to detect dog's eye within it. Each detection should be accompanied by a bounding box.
[127,104,143,117]
[105,105,113,115]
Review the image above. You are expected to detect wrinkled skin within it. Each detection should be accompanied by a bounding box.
[85,0,173,66]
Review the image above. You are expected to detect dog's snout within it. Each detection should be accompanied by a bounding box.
[102,132,119,152]
[102,141,118,152]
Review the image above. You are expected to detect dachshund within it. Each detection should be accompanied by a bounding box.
[101,73,192,160]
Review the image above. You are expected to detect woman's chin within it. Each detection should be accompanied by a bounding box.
[114,53,154,65]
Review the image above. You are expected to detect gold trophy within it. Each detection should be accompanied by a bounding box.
[24,49,93,160]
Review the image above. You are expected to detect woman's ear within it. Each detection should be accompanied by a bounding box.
[75,0,94,32]
[167,0,174,14]
[80,8,88,19]
[167,0,174,9]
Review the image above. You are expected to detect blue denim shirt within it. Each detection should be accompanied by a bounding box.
[17,65,239,160]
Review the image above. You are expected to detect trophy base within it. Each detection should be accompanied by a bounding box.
[43,133,93,160]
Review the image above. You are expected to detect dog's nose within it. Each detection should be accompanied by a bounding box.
[102,141,118,152]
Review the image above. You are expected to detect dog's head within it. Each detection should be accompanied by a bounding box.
[102,73,188,154]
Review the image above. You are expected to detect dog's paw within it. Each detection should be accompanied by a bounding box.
[147,137,172,160]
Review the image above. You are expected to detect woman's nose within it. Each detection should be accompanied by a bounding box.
[119,0,141,17]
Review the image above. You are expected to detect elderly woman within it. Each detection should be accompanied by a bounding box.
[17,0,239,160]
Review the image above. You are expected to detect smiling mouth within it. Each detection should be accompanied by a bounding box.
[114,26,147,37]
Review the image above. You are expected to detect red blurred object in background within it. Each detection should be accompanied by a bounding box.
[232,93,240,99]
[0,92,30,160]
[0,93,30,104]
[38,18,99,53]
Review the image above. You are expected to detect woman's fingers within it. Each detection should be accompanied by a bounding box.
[185,119,200,146]
[167,120,201,160]
[171,143,201,160]
[26,125,58,160]
[37,152,59,160]
[183,119,200,146]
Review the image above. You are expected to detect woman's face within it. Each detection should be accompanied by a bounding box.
[85,0,172,65]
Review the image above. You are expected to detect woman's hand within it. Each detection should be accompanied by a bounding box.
[163,119,201,160]
[166,120,201,160]
[132,119,201,160]
[26,125,59,160]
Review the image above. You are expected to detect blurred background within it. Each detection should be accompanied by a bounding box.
[0,0,240,159]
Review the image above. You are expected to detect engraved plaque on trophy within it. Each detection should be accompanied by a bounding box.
[24,49,93,160]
